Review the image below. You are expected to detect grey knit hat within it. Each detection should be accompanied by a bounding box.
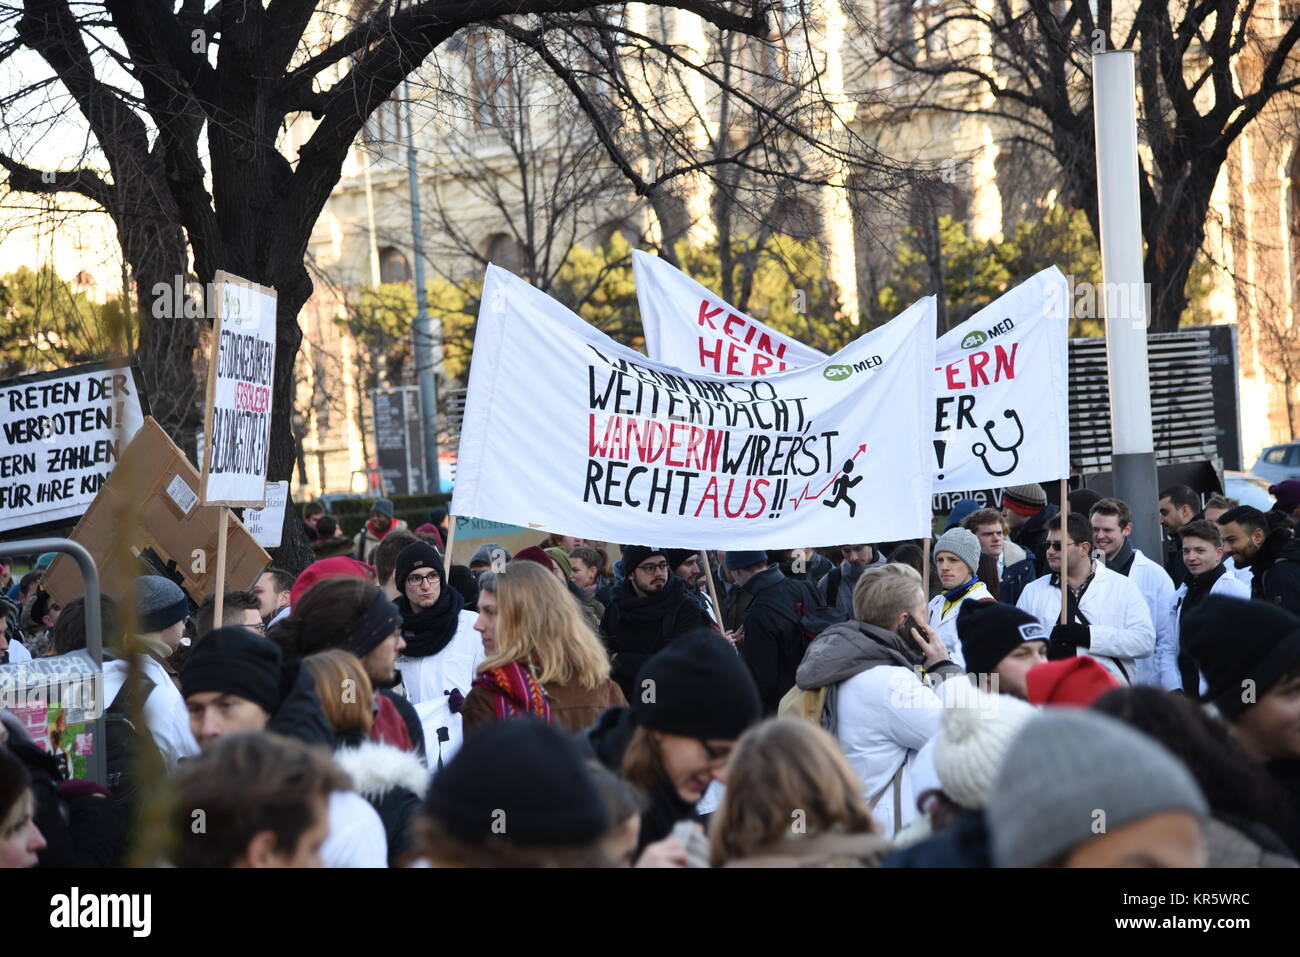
[932,527,981,578]
[986,709,1208,868]
[469,543,511,570]
[134,575,189,633]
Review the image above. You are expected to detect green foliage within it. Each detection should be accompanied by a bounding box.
[0,266,129,377]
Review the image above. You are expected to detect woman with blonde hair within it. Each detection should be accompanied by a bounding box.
[464,561,626,733]
[710,717,892,868]
[303,650,428,865]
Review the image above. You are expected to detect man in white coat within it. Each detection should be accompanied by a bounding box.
[392,542,482,770]
[927,528,994,670]
[1168,520,1251,694]
[102,576,199,768]
[1016,512,1155,686]
[1090,498,1177,688]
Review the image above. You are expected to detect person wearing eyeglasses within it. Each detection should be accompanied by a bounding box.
[597,545,712,704]
[1014,512,1154,687]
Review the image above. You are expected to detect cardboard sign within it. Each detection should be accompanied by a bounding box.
[42,417,271,608]
[201,271,277,506]
[0,362,147,534]
[243,480,288,548]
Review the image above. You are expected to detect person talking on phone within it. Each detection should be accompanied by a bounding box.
[792,563,963,839]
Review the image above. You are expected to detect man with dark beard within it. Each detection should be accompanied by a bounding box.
[599,545,712,702]
[392,542,483,768]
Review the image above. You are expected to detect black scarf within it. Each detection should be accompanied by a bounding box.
[610,576,689,629]
[396,585,465,658]
[1176,563,1228,693]
[637,773,699,855]
[1108,538,1137,576]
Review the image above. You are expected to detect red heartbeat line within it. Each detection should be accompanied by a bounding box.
[789,443,867,511]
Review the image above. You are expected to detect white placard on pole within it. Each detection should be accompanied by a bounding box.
[244,480,288,548]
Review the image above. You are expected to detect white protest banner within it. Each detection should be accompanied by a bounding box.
[243,480,288,548]
[201,271,277,506]
[633,250,824,376]
[453,265,937,549]
[0,363,147,533]
[635,253,1070,499]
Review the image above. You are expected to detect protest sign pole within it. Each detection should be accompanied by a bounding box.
[1059,478,1069,625]
[922,537,932,596]
[443,514,458,565]
[699,550,723,624]
[214,508,229,624]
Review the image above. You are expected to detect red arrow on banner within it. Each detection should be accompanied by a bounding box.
[788,443,868,511]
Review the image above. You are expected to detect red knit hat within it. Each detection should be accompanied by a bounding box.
[1025,656,1121,707]
[1002,484,1047,517]
[512,546,558,574]
[289,556,375,606]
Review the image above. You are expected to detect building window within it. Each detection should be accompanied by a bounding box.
[467,29,515,129]
[379,247,411,285]
[485,233,525,274]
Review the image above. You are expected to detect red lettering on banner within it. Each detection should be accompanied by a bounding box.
[745,479,770,519]
[968,350,990,387]
[751,353,773,375]
[695,476,720,517]
[723,314,745,341]
[994,343,1018,381]
[699,337,722,372]
[698,301,724,329]
[945,363,965,390]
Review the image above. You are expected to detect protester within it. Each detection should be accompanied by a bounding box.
[288,556,375,607]
[171,732,349,868]
[598,545,711,702]
[414,523,445,550]
[0,601,29,665]
[792,563,961,838]
[270,578,427,762]
[1182,596,1300,826]
[985,709,1208,867]
[817,544,887,616]
[464,563,624,733]
[667,548,716,620]
[1025,655,1121,706]
[962,507,1036,605]
[943,498,983,532]
[1167,520,1251,694]
[586,761,646,867]
[569,546,604,596]
[726,550,816,714]
[1159,484,1202,585]
[955,600,1048,700]
[353,498,408,564]
[195,590,263,638]
[1090,497,1178,687]
[101,576,198,768]
[468,543,510,578]
[927,528,994,668]
[710,718,891,868]
[1015,512,1154,686]
[251,568,295,627]
[1269,480,1300,526]
[0,559,12,601]
[181,626,334,749]
[445,565,480,608]
[314,515,343,541]
[1067,487,1102,520]
[1093,687,1297,866]
[1203,494,1239,526]
[1216,505,1300,616]
[1000,483,1058,575]
[583,634,761,859]
[886,680,1037,868]
[19,589,59,658]
[304,650,427,866]
[413,719,612,868]
[515,545,602,627]
[0,743,47,868]
[49,594,120,657]
[372,530,419,601]
[302,501,326,541]
[390,542,481,764]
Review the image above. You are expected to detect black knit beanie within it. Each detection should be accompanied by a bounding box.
[1182,596,1300,720]
[180,627,282,716]
[957,600,1048,678]
[395,541,444,589]
[621,545,667,575]
[425,719,608,846]
[631,631,761,740]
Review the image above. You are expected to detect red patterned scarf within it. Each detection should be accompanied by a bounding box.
[473,660,552,722]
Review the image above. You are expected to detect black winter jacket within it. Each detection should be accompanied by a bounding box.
[599,577,711,701]
[1249,529,1300,618]
[737,566,811,715]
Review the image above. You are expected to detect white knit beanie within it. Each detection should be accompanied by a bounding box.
[932,679,1037,811]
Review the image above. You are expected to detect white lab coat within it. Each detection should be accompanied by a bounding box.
[395,610,483,772]
[927,581,993,671]
[102,654,200,768]
[1016,563,1155,685]
[1169,571,1252,693]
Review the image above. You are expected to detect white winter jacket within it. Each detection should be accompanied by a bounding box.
[102,654,199,768]
[834,665,945,839]
[1016,563,1155,685]
[1169,571,1251,693]
[395,609,483,771]
[927,580,993,670]
[1108,549,1177,689]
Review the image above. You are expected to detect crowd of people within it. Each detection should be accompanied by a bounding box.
[3,477,1300,869]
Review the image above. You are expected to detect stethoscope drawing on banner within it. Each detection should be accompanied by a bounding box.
[972,408,1025,477]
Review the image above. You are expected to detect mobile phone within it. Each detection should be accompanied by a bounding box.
[897,613,924,644]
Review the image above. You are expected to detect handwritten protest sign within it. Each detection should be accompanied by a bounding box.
[243,480,288,548]
[0,363,146,534]
[635,253,1070,497]
[453,265,936,549]
[201,272,277,507]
